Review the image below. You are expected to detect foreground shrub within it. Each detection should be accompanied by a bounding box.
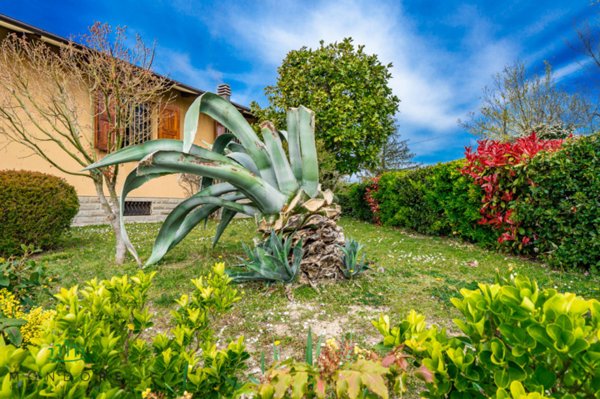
[516,133,600,271]
[373,271,600,398]
[1,263,251,398]
[0,170,79,256]
[0,246,55,308]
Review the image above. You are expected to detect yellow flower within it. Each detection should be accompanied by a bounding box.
[325,338,339,350]
[0,289,22,317]
[127,323,135,331]
[20,307,55,344]
[274,340,281,346]
[141,388,152,398]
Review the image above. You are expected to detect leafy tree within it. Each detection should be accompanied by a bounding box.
[0,23,173,265]
[460,62,595,140]
[251,38,400,176]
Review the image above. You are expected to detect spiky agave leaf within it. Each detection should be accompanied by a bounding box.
[183,93,277,187]
[227,232,303,283]
[136,150,287,214]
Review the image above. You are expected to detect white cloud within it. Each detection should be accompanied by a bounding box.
[196,0,519,156]
[154,47,223,92]
[553,57,592,82]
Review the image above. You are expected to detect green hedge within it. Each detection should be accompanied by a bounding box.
[338,134,599,270]
[337,181,373,222]
[0,170,79,255]
[516,134,600,270]
[374,168,440,234]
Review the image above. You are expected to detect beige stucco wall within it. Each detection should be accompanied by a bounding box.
[0,92,216,199]
[0,26,217,200]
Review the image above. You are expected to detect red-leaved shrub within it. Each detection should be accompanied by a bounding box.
[461,133,565,250]
[364,176,381,225]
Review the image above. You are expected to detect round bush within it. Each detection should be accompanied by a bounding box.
[0,170,79,255]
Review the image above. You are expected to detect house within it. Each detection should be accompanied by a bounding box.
[0,14,254,225]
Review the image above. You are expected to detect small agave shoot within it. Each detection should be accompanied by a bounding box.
[230,231,303,283]
[339,239,369,278]
[86,93,348,280]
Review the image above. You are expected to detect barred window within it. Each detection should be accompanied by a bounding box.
[124,104,152,147]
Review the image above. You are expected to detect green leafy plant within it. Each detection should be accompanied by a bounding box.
[0,245,56,308]
[255,336,413,398]
[0,170,79,256]
[228,231,303,283]
[516,133,599,271]
[251,37,401,177]
[372,271,600,398]
[0,263,252,398]
[339,239,369,278]
[86,93,347,280]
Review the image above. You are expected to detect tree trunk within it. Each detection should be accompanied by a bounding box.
[92,173,140,266]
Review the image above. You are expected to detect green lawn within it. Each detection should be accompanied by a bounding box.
[39,217,600,368]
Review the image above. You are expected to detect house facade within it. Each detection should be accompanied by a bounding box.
[0,14,254,225]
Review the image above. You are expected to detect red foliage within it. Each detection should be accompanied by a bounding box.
[364,176,381,225]
[461,133,565,248]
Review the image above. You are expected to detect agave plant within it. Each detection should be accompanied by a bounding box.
[228,231,303,283]
[86,93,344,279]
[339,238,369,278]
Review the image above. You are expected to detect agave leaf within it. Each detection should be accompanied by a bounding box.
[212,132,236,154]
[201,133,236,192]
[286,108,303,181]
[148,192,247,265]
[138,150,287,214]
[227,142,247,154]
[119,168,174,265]
[227,152,260,175]
[182,93,277,187]
[298,106,319,197]
[213,208,237,247]
[261,121,299,196]
[146,191,252,266]
[84,139,233,171]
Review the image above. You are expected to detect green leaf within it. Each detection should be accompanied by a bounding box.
[286,109,303,181]
[261,122,299,196]
[213,208,237,247]
[297,106,319,197]
[139,150,286,214]
[183,93,277,187]
[84,139,232,171]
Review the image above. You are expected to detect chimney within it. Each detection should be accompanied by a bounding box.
[217,83,231,101]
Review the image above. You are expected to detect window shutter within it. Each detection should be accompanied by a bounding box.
[95,93,112,151]
[158,105,181,140]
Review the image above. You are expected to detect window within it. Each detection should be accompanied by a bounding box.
[123,201,152,216]
[158,105,181,139]
[124,103,152,147]
[94,93,152,150]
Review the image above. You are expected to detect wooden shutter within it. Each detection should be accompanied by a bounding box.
[158,105,181,139]
[95,93,113,152]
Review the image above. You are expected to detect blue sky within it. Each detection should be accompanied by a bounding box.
[0,0,596,164]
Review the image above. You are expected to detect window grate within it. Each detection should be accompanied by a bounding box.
[123,201,152,216]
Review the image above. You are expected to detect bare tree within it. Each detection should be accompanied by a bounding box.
[460,62,595,140]
[0,23,174,265]
[365,133,414,177]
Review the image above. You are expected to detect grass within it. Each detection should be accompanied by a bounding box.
[40,217,600,368]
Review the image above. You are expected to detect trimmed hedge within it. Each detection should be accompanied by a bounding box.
[0,170,79,255]
[338,134,599,271]
[516,134,600,270]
